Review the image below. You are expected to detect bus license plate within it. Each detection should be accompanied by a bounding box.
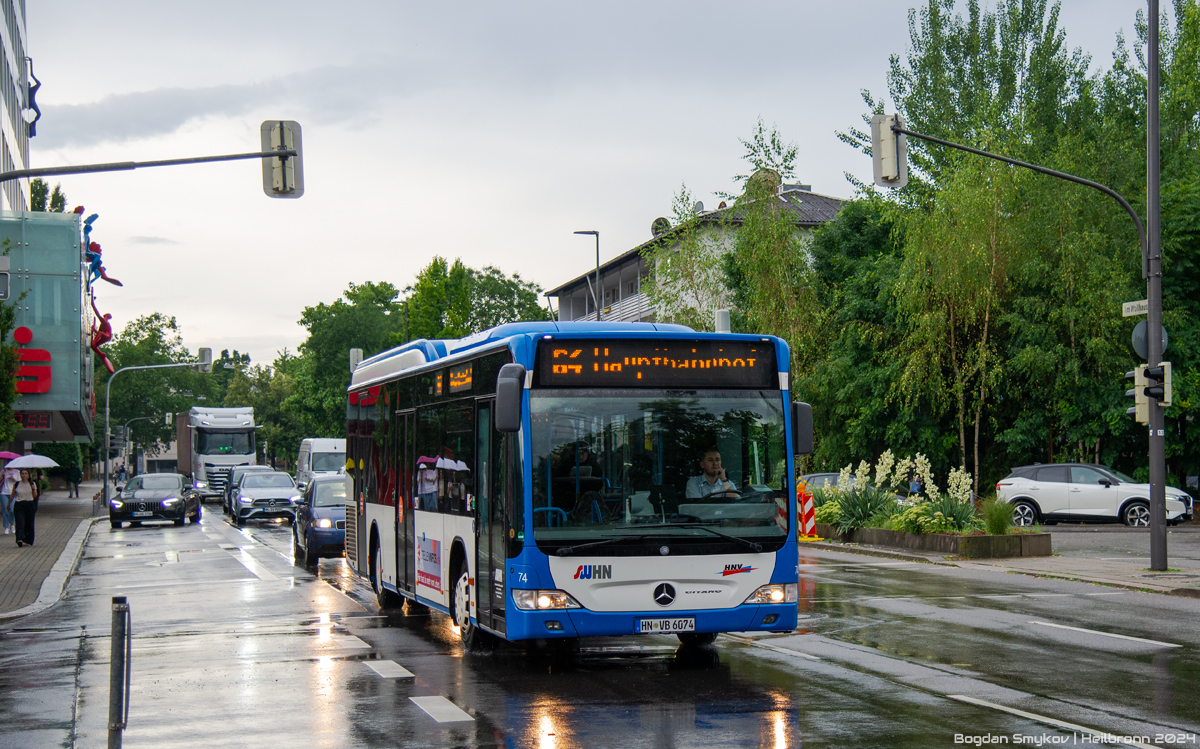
[132,511,153,517]
[636,617,695,634]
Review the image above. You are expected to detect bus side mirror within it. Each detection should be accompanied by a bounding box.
[792,401,813,456]
[496,364,526,433]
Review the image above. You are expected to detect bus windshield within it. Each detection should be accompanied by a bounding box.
[196,430,254,456]
[530,389,788,551]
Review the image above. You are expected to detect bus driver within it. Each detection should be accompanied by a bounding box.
[685,448,738,499]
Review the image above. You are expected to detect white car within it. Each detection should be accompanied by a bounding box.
[996,463,1193,527]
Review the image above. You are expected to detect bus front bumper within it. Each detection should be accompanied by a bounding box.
[503,602,798,641]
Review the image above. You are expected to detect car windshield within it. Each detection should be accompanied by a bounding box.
[242,474,295,489]
[529,389,789,551]
[1107,468,1138,483]
[197,430,254,455]
[139,476,182,490]
[311,452,343,472]
[313,482,347,507]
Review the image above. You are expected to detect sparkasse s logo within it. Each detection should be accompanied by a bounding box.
[720,564,757,576]
[574,564,612,580]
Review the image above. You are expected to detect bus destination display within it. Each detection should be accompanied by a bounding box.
[536,340,776,389]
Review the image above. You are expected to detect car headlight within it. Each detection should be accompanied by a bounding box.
[315,518,333,529]
[162,498,179,506]
[110,500,123,510]
[512,589,583,611]
[743,583,798,605]
[289,495,301,503]
[238,496,252,504]
[194,481,207,489]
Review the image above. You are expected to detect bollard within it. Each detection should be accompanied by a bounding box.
[108,596,131,749]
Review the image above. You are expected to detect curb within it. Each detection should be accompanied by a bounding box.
[0,516,101,625]
[800,541,956,566]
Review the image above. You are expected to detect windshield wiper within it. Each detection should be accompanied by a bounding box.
[555,524,763,556]
[648,523,763,552]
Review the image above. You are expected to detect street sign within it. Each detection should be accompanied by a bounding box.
[1132,320,1169,360]
[1123,299,1148,317]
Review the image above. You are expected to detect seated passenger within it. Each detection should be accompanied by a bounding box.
[685,448,738,499]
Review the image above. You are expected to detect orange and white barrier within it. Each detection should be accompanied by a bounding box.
[797,482,817,538]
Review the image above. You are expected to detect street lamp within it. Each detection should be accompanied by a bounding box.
[103,348,211,503]
[574,230,601,322]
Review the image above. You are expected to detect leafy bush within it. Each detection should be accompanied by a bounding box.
[810,485,839,508]
[892,498,978,535]
[834,485,898,535]
[979,498,1015,536]
[814,500,841,525]
[927,494,979,532]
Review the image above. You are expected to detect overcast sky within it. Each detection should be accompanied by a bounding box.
[28,0,1146,365]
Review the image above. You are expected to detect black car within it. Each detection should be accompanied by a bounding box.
[109,473,201,529]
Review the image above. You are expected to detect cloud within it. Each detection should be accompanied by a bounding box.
[127,236,179,245]
[34,64,399,149]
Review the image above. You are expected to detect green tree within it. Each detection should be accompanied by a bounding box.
[226,354,303,467]
[30,178,67,213]
[640,183,731,331]
[98,314,213,460]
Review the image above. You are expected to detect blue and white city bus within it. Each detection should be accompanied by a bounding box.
[344,321,813,648]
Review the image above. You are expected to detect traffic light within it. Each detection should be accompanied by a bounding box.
[260,120,304,199]
[1145,362,1172,407]
[196,347,212,374]
[871,114,908,189]
[1126,365,1149,424]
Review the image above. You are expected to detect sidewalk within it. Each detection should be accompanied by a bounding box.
[804,524,1200,597]
[0,480,103,620]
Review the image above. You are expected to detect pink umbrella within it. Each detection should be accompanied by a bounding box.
[0,451,21,460]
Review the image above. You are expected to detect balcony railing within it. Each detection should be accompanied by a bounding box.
[570,291,652,322]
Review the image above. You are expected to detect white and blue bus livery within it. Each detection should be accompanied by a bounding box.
[344,321,813,648]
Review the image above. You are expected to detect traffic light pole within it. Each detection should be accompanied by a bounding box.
[883,0,1167,569]
[0,149,297,186]
[1147,0,1167,570]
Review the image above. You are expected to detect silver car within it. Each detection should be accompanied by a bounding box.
[996,463,1193,527]
[230,471,302,527]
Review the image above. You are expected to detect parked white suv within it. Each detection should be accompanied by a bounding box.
[996,463,1193,527]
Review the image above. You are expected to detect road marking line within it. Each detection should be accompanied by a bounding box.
[410,696,474,723]
[365,660,414,679]
[1023,594,1070,597]
[1028,621,1180,648]
[228,549,279,581]
[1084,592,1128,596]
[723,634,820,660]
[946,695,1153,748]
[334,635,370,649]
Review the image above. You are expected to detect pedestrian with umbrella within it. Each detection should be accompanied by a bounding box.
[0,450,19,536]
[7,454,59,548]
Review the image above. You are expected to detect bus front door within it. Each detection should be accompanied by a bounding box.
[475,399,505,635]
[397,410,416,593]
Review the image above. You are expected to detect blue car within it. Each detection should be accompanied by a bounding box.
[293,474,347,566]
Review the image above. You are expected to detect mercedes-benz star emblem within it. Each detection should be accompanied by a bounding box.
[653,583,675,607]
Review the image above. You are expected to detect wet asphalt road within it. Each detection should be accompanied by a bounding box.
[1,513,1199,748]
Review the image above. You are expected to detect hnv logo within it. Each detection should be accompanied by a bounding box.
[720,564,757,576]
[573,564,612,580]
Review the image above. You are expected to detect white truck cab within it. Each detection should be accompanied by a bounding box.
[296,438,346,488]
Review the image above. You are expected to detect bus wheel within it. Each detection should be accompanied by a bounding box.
[371,537,403,609]
[452,565,487,650]
[677,632,717,647]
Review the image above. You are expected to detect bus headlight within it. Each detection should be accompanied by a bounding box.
[743,583,798,604]
[512,589,583,611]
